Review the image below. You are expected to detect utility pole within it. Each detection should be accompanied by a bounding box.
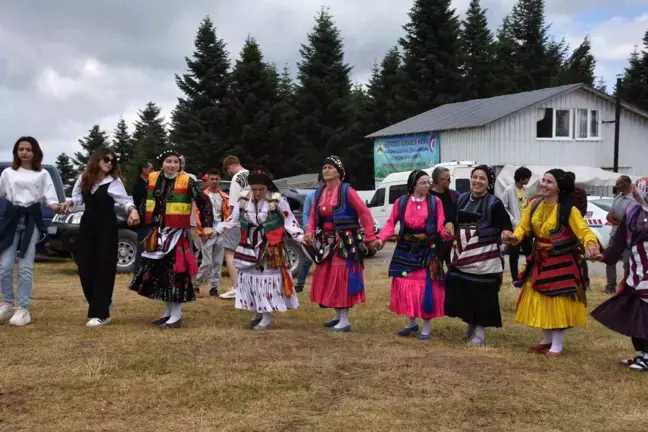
[613,74,622,173]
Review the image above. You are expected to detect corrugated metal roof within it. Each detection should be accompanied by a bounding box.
[366,84,583,138]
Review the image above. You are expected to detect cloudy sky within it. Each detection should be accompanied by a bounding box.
[1,0,646,164]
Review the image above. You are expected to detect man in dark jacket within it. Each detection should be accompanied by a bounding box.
[430,166,457,268]
[567,172,590,288]
[132,160,153,270]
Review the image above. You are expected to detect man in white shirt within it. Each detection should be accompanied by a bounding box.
[501,166,532,282]
[605,175,633,294]
[219,155,249,299]
[194,170,229,297]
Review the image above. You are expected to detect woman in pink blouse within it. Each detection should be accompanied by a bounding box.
[376,170,452,339]
[303,156,378,332]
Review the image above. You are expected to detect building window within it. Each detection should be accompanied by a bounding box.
[575,109,601,140]
[537,108,573,139]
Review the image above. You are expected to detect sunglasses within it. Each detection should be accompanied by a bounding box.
[102,156,115,165]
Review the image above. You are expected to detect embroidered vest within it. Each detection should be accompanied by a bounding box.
[313,183,359,232]
[239,191,285,246]
[529,198,580,254]
[456,193,500,244]
[397,194,438,241]
[145,171,192,228]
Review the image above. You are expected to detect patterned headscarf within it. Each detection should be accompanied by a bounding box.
[158,149,181,163]
[471,164,496,195]
[323,155,346,180]
[407,169,428,194]
[632,177,648,212]
[248,168,279,192]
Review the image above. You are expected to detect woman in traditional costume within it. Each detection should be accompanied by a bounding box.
[216,169,303,330]
[444,165,513,346]
[130,149,214,328]
[376,170,451,340]
[303,156,378,332]
[591,177,648,371]
[70,148,138,327]
[504,169,601,357]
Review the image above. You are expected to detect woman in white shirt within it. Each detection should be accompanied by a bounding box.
[68,148,139,327]
[0,137,65,327]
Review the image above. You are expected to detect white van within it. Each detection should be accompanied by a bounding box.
[367,161,478,226]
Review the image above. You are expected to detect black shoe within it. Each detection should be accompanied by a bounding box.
[209,287,219,297]
[152,316,170,326]
[160,319,182,329]
[604,287,616,295]
[295,285,304,293]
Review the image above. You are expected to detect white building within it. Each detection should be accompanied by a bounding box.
[367,84,648,177]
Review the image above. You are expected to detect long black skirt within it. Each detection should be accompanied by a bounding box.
[591,285,648,340]
[444,268,503,328]
[130,252,196,304]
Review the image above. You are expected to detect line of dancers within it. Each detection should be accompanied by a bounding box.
[1,137,647,371]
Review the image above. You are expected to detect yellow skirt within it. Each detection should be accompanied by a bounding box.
[515,282,588,329]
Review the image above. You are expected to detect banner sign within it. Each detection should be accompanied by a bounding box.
[373,133,440,184]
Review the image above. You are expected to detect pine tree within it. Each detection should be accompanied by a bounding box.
[112,118,134,169]
[544,38,568,86]
[399,0,463,116]
[269,65,298,177]
[73,125,109,169]
[460,0,496,100]
[128,102,168,185]
[493,16,518,95]
[563,37,596,86]
[595,77,607,94]
[170,16,230,174]
[366,46,407,134]
[509,0,550,90]
[55,152,76,195]
[346,84,375,189]
[618,37,648,112]
[295,8,354,170]
[225,37,282,172]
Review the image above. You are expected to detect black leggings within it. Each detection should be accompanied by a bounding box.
[632,337,648,352]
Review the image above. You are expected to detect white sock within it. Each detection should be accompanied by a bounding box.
[421,319,432,336]
[407,317,417,328]
[162,302,173,318]
[335,308,350,328]
[540,330,552,345]
[259,312,272,327]
[167,303,182,324]
[471,326,485,342]
[549,330,565,353]
[333,308,342,321]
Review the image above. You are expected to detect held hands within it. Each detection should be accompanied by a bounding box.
[368,239,382,251]
[202,227,215,239]
[444,222,454,237]
[586,243,604,261]
[501,230,516,244]
[303,231,314,245]
[127,208,140,226]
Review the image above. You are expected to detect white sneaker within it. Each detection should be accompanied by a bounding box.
[86,317,112,327]
[219,287,236,299]
[9,308,31,327]
[0,302,14,322]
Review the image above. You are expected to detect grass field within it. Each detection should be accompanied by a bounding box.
[0,260,647,432]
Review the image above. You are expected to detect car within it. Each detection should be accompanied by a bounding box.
[0,162,67,256]
[586,196,614,250]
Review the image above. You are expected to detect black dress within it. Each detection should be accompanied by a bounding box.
[129,175,213,303]
[444,195,512,328]
[76,183,119,320]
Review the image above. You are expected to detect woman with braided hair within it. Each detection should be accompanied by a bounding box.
[503,169,601,357]
[444,165,513,346]
[376,170,452,340]
[129,149,214,329]
[303,156,378,332]
[216,169,304,330]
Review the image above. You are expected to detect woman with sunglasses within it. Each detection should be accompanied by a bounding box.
[67,148,138,327]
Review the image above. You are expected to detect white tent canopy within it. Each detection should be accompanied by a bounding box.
[274,173,320,189]
[495,165,640,199]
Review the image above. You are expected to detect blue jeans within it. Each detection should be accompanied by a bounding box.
[296,257,313,291]
[0,228,39,309]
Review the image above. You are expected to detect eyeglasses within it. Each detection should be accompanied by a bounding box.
[102,156,115,165]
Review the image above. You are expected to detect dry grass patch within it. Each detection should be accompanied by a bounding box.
[0,259,647,431]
